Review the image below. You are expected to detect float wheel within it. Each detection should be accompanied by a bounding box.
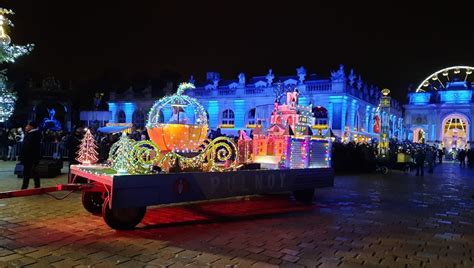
[293,189,315,204]
[81,191,104,215]
[102,198,146,230]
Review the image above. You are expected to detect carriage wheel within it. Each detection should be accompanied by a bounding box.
[293,188,315,204]
[102,198,146,230]
[81,191,104,215]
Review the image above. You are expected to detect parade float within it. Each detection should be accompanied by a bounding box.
[42,83,334,229]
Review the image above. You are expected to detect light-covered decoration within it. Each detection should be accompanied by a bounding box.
[0,8,33,123]
[270,89,315,135]
[237,130,252,164]
[0,8,34,64]
[0,72,16,123]
[109,132,136,174]
[405,66,474,151]
[76,129,98,165]
[378,89,391,157]
[147,82,208,152]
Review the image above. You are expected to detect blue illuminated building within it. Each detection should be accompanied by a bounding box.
[108,65,404,142]
[404,66,474,150]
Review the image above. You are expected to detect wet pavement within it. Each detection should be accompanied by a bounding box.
[0,161,473,267]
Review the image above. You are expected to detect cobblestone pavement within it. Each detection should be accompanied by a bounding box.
[0,161,473,267]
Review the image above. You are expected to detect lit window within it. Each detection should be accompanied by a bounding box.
[117,110,126,123]
[222,109,235,125]
[247,108,256,125]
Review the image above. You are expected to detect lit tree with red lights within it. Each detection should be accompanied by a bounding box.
[76,129,98,165]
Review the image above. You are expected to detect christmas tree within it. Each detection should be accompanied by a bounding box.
[109,132,135,174]
[76,129,98,165]
[0,8,33,123]
[0,72,16,123]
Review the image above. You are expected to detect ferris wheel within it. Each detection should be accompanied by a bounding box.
[415,66,474,92]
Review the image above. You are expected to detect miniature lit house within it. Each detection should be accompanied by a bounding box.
[251,91,331,169]
[270,90,315,135]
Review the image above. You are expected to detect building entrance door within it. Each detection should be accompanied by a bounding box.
[442,115,469,150]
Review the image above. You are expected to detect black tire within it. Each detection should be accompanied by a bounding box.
[82,191,105,215]
[381,166,389,175]
[102,198,146,230]
[293,189,315,204]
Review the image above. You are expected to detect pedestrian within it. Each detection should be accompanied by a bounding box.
[0,128,8,161]
[458,149,466,168]
[66,127,83,167]
[18,122,42,189]
[467,148,474,168]
[415,149,426,176]
[425,147,434,173]
[437,148,444,164]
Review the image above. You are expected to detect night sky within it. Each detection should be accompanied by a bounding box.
[4,0,474,102]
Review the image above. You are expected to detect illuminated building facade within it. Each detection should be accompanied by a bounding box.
[108,65,405,142]
[404,66,474,150]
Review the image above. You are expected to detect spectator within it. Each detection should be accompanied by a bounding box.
[458,149,466,168]
[66,127,84,167]
[19,122,42,189]
[437,148,444,164]
[425,147,435,173]
[415,149,426,176]
[0,128,8,161]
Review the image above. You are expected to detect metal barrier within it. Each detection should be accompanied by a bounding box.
[5,142,110,161]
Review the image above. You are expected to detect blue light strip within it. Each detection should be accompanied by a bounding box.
[233,99,245,128]
[207,101,219,128]
[108,102,117,123]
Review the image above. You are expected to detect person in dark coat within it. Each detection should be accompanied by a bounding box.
[415,149,426,176]
[66,127,83,166]
[19,122,42,189]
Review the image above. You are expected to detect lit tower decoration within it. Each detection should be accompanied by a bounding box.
[0,8,34,123]
[378,88,391,157]
[109,132,136,174]
[237,130,252,164]
[76,129,98,165]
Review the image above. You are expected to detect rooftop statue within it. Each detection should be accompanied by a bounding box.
[238,73,246,85]
[266,69,275,85]
[357,75,363,90]
[331,64,346,82]
[348,69,356,87]
[296,66,306,83]
[189,75,195,84]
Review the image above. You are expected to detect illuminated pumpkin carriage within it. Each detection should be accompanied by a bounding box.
[147,83,209,153]
[116,83,238,173]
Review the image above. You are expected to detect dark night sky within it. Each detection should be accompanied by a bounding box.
[4,0,474,102]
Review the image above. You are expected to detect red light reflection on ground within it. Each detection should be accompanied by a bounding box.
[140,195,314,227]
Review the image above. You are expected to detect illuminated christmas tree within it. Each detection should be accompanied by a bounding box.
[0,72,16,123]
[0,8,33,123]
[76,129,98,165]
[109,132,135,174]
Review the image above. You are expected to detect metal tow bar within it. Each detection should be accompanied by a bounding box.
[0,184,94,200]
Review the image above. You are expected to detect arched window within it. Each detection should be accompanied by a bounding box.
[354,113,360,131]
[312,106,328,126]
[247,108,256,126]
[133,110,145,128]
[221,109,234,125]
[117,110,126,123]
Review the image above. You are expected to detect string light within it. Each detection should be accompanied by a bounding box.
[147,82,208,152]
[0,72,16,123]
[76,129,98,165]
[0,8,34,64]
[0,8,33,123]
[109,132,135,174]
